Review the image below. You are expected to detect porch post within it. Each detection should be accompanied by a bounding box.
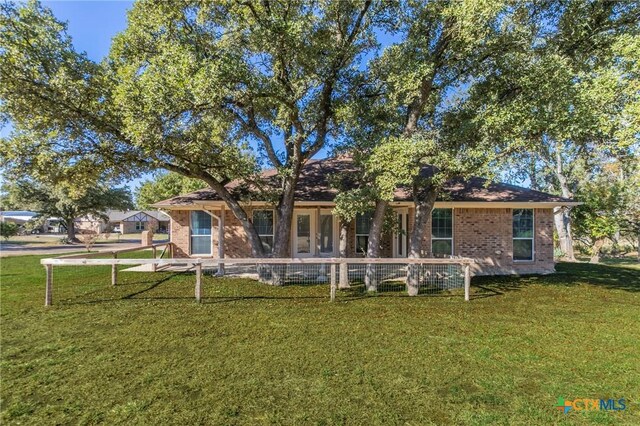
[338,221,349,289]
[316,207,321,255]
[218,205,225,276]
[330,263,337,302]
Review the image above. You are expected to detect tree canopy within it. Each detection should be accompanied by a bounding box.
[1,0,379,258]
[1,178,133,241]
[1,0,638,265]
[135,172,206,209]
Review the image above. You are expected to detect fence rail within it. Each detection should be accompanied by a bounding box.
[40,256,474,306]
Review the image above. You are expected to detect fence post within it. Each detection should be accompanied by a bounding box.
[151,246,157,272]
[330,263,337,302]
[45,264,53,306]
[112,252,118,286]
[464,263,471,301]
[195,261,202,303]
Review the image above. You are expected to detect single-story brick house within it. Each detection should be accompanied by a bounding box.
[153,157,578,275]
[106,210,170,234]
[75,210,170,234]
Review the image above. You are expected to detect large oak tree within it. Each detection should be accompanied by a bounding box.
[1,0,378,260]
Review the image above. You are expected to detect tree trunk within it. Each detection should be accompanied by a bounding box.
[553,206,576,261]
[339,221,350,289]
[273,173,299,258]
[553,145,576,261]
[589,238,606,264]
[64,219,77,242]
[637,232,640,262]
[407,184,438,296]
[201,177,269,282]
[270,163,302,286]
[204,179,265,258]
[365,200,387,292]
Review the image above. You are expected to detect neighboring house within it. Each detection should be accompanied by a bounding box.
[0,211,62,233]
[75,210,170,234]
[152,156,579,275]
[0,210,36,226]
[106,210,170,234]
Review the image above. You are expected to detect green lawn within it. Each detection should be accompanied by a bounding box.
[1,256,639,425]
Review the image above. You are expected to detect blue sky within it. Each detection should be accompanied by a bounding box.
[0,1,143,190]
[2,3,492,193]
[1,1,339,192]
[44,1,147,190]
[42,1,133,61]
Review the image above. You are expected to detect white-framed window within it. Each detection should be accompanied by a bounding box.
[513,209,534,261]
[355,212,373,255]
[253,210,274,253]
[135,221,145,231]
[431,208,453,257]
[190,211,212,255]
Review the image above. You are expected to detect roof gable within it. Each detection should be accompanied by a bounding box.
[108,210,170,222]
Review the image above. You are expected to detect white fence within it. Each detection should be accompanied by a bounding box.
[40,256,474,306]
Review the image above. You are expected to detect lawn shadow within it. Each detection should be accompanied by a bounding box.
[200,295,327,304]
[57,272,192,305]
[55,260,640,306]
[335,281,467,301]
[469,261,640,300]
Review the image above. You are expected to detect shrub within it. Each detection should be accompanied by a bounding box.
[77,230,99,252]
[0,222,19,241]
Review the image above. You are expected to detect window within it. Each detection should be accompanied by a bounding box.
[253,210,274,253]
[431,208,453,257]
[355,212,372,255]
[395,211,408,257]
[319,213,334,254]
[135,221,145,231]
[190,211,212,255]
[513,209,534,261]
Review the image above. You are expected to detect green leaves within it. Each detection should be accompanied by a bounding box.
[135,172,206,209]
[2,178,134,224]
[0,222,19,241]
[572,162,632,242]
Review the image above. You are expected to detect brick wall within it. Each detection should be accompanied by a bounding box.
[224,208,254,257]
[74,220,102,234]
[453,208,555,275]
[120,217,160,234]
[167,206,556,276]
[168,208,261,258]
[169,210,190,258]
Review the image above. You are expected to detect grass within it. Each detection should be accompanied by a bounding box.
[0,235,62,246]
[95,233,169,243]
[1,256,639,425]
[0,233,169,248]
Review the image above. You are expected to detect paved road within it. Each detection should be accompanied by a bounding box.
[0,241,147,257]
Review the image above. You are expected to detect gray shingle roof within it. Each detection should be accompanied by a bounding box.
[153,156,576,207]
[107,210,170,222]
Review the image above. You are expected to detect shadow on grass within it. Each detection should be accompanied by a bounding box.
[335,281,466,301]
[54,260,639,306]
[470,261,640,300]
[57,272,190,305]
